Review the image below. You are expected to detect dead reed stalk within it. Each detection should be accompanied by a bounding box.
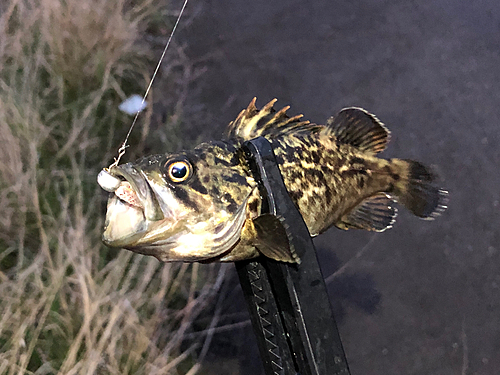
[0,0,222,373]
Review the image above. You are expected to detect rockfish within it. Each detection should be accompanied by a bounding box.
[98,99,447,263]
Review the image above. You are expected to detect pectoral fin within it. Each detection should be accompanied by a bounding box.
[244,214,300,263]
[337,193,397,232]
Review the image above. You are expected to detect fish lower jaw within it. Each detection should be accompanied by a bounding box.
[122,238,221,263]
[102,196,149,247]
[141,214,248,262]
[151,231,238,262]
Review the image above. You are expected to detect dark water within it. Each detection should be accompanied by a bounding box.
[178,0,500,374]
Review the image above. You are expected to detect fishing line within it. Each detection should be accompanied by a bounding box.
[109,0,190,169]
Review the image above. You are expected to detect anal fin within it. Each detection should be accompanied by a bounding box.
[338,193,397,232]
[249,214,300,263]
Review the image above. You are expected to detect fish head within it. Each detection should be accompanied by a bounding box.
[101,141,257,262]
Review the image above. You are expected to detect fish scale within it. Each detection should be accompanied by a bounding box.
[98,98,448,263]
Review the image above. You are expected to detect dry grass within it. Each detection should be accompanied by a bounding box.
[0,0,226,373]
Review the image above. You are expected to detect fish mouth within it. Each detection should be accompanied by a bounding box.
[100,164,164,248]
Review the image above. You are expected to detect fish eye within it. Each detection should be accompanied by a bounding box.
[165,159,192,183]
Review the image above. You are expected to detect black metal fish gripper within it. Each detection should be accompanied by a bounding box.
[236,136,351,375]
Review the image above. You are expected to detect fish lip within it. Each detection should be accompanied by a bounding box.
[109,164,148,201]
[102,164,166,248]
[109,163,163,221]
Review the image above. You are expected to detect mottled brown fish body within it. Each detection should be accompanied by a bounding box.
[271,134,394,235]
[100,98,447,263]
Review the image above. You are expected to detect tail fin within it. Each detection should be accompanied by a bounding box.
[391,159,448,219]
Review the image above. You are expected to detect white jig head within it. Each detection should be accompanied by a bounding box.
[97,169,122,192]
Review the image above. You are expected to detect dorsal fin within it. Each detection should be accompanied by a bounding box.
[226,98,319,140]
[322,107,390,154]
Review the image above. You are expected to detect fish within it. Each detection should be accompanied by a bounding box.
[98,98,448,263]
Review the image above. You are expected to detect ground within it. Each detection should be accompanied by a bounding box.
[177,0,500,374]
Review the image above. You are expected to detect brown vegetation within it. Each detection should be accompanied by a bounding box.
[0,0,224,373]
